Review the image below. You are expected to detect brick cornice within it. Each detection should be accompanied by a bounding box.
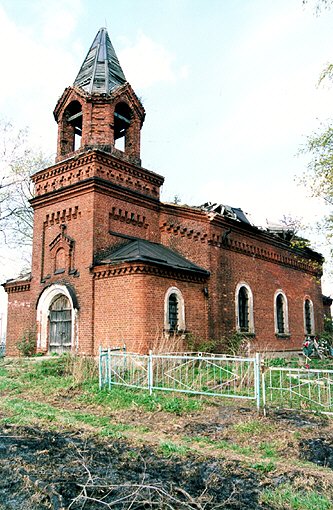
[30,176,162,212]
[2,281,31,294]
[160,220,322,277]
[92,262,209,283]
[31,150,164,200]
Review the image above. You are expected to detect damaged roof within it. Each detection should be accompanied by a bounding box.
[74,27,126,94]
[97,237,210,276]
[200,202,251,224]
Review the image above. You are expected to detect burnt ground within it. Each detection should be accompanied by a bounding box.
[0,408,333,510]
[0,425,262,510]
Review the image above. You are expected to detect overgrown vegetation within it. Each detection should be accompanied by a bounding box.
[16,327,36,357]
[0,356,332,509]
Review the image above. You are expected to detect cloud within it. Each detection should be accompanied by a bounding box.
[119,32,187,88]
[0,3,82,152]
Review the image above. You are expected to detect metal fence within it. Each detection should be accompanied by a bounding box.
[262,366,333,414]
[99,348,261,409]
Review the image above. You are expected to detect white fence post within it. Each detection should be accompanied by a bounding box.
[107,347,111,389]
[148,350,153,395]
[99,346,102,389]
[255,352,261,411]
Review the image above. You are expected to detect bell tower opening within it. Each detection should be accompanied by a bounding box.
[114,102,132,152]
[60,100,82,156]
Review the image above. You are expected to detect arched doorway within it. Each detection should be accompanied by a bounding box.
[49,295,72,354]
[36,284,78,353]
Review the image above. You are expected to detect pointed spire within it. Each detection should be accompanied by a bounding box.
[74,27,126,94]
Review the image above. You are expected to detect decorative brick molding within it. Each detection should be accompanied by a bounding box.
[3,282,31,293]
[160,221,322,276]
[92,263,209,283]
[32,151,164,200]
[109,208,148,229]
[45,206,80,226]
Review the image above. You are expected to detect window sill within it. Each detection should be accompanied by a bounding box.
[237,331,256,338]
[54,269,65,275]
[275,333,290,339]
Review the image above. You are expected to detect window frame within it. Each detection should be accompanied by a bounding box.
[274,290,289,336]
[235,282,254,334]
[164,287,185,334]
[304,297,315,336]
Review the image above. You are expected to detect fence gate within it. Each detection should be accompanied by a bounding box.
[262,367,333,414]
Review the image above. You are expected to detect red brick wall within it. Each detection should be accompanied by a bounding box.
[93,271,208,354]
[5,290,35,356]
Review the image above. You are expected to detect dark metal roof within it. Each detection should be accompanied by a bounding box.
[99,238,210,275]
[74,27,126,94]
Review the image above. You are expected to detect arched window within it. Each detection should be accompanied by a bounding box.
[235,283,254,333]
[304,298,314,336]
[164,287,185,333]
[114,102,132,151]
[274,291,289,335]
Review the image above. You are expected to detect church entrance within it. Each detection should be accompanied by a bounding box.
[36,284,77,354]
[49,295,72,354]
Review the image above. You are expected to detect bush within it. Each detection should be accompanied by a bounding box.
[17,328,36,357]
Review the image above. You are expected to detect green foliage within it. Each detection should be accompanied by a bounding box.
[261,484,332,510]
[185,334,219,353]
[251,461,276,474]
[259,441,277,459]
[221,331,251,355]
[16,328,36,357]
[233,420,273,435]
[267,357,288,367]
[158,441,190,457]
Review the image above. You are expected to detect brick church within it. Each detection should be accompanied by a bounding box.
[3,28,330,356]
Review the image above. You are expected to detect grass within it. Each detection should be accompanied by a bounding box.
[158,440,191,457]
[233,419,273,435]
[0,356,332,507]
[260,484,332,510]
[0,396,148,438]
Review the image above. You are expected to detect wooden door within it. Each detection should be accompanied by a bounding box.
[49,295,72,353]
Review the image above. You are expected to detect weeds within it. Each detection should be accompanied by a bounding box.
[233,419,272,435]
[158,440,190,457]
[251,461,276,473]
[16,328,36,357]
[261,484,332,509]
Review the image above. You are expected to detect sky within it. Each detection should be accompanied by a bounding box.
[0,0,333,324]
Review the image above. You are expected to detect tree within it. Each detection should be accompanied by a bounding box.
[0,120,52,251]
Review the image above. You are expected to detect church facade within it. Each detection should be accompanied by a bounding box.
[3,28,328,356]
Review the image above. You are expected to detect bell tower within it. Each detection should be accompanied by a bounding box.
[54,28,145,165]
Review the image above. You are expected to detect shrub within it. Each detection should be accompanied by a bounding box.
[17,328,36,357]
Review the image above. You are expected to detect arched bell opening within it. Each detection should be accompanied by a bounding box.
[114,102,132,152]
[60,100,83,156]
